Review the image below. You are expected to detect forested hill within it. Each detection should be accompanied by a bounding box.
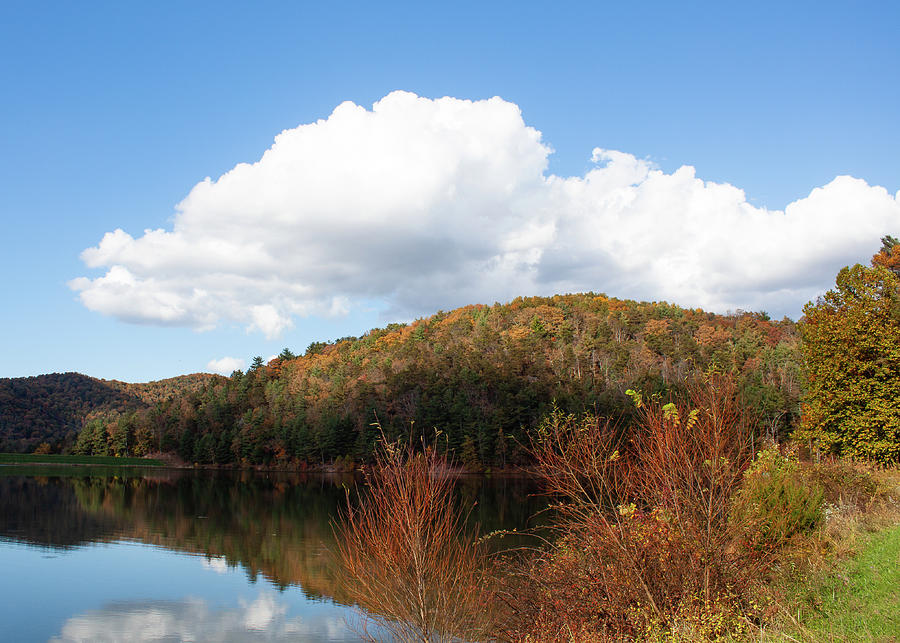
[64,293,804,468]
[0,373,220,453]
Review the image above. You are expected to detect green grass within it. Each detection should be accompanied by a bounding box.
[781,524,900,642]
[0,453,164,466]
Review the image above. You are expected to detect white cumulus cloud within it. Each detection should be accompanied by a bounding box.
[71,91,900,330]
[206,356,245,375]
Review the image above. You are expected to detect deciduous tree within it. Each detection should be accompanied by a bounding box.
[799,262,900,462]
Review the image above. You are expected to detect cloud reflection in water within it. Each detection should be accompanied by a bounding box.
[49,591,353,642]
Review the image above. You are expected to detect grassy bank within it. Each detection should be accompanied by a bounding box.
[797,524,900,641]
[759,467,900,643]
[0,453,164,466]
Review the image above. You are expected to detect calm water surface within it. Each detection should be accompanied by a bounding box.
[0,466,543,642]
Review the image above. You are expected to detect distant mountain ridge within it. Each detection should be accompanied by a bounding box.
[0,372,221,453]
[2,293,804,465]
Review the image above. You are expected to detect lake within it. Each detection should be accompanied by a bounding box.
[0,466,543,642]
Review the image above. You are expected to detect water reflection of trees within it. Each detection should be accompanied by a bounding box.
[0,475,124,548]
[0,470,542,606]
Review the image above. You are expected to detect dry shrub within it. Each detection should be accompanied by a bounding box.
[495,410,644,639]
[809,461,898,558]
[731,449,824,554]
[631,374,759,605]
[806,458,877,510]
[501,374,767,641]
[335,434,495,642]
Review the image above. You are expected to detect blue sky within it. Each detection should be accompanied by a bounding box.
[1,1,898,382]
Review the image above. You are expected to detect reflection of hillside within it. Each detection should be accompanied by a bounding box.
[2,471,543,608]
[0,476,124,548]
[67,472,351,602]
[0,469,185,548]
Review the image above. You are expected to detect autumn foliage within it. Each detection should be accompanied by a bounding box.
[799,262,900,462]
[499,375,777,641]
[20,293,802,467]
[0,372,218,454]
[334,435,495,642]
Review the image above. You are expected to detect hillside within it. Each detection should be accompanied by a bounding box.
[64,293,804,467]
[0,372,220,453]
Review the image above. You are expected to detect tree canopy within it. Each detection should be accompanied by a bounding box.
[799,261,900,462]
[871,234,900,276]
[32,293,801,467]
